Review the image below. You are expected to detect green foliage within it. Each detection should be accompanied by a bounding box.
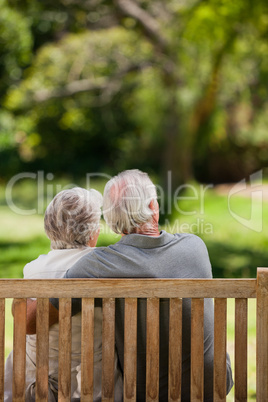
[0,0,268,183]
[0,110,16,150]
[0,0,32,93]
[5,27,152,109]
[3,27,157,175]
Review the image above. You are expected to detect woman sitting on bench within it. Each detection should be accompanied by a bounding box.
[4,187,123,402]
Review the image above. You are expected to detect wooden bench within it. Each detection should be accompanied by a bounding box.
[0,268,267,401]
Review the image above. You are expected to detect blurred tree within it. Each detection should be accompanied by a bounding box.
[0,0,32,94]
[0,0,33,176]
[1,0,268,190]
[3,27,155,176]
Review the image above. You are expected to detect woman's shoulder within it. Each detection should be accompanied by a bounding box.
[23,247,94,279]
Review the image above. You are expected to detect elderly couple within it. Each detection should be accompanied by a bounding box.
[5,169,233,401]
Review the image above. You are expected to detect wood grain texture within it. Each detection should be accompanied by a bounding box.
[235,298,248,402]
[12,298,27,402]
[169,298,182,402]
[36,298,49,402]
[191,298,204,401]
[102,298,115,402]
[0,299,5,402]
[146,298,159,402]
[0,278,256,299]
[58,298,72,402]
[124,298,137,402]
[81,298,95,402]
[256,268,268,401]
[214,298,227,402]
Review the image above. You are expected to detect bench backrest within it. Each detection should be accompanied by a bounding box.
[0,268,267,401]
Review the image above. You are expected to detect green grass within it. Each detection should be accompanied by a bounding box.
[0,205,50,278]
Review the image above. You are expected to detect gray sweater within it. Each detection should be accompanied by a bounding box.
[51,231,233,401]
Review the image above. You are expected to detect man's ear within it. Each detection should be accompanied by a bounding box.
[149,199,159,218]
[149,199,155,211]
[149,199,158,211]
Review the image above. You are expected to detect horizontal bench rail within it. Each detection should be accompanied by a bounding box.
[0,278,257,299]
[0,268,267,401]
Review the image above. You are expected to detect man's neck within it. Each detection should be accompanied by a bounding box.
[133,222,160,237]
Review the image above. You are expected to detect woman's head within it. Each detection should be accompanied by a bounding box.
[44,187,103,249]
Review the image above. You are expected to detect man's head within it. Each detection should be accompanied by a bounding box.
[103,169,158,234]
[44,187,103,249]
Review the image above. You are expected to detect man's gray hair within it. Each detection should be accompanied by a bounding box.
[103,169,157,234]
[44,187,103,249]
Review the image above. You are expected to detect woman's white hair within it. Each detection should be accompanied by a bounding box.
[103,169,157,234]
[44,187,103,249]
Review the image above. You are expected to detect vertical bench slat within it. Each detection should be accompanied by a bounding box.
[256,268,268,400]
[0,299,5,402]
[58,298,72,402]
[124,298,137,402]
[235,298,248,401]
[12,298,27,402]
[168,298,182,402]
[214,298,227,402]
[191,298,204,401]
[102,298,115,402]
[146,298,159,402]
[81,298,95,402]
[36,298,49,402]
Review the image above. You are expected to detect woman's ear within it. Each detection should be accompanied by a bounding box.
[88,227,100,247]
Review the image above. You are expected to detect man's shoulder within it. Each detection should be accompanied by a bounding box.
[171,233,210,262]
[64,244,118,278]
[172,232,206,246]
